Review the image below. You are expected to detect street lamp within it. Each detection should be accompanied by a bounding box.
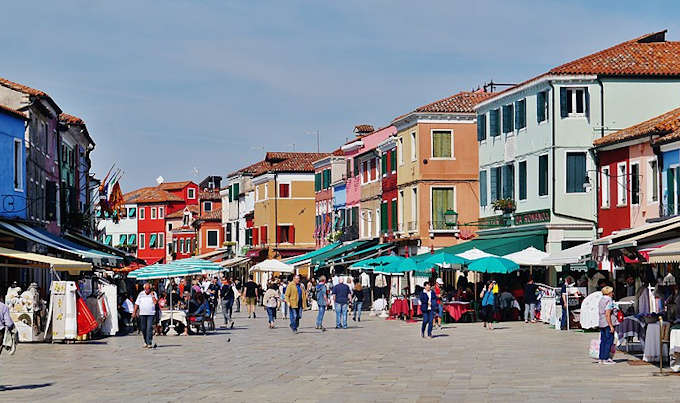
[444,209,458,227]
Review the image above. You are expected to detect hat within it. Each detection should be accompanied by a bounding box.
[436,278,443,285]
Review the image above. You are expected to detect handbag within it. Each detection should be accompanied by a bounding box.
[616,309,624,323]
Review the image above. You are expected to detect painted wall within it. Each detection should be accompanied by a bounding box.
[598,148,630,237]
[137,202,167,264]
[0,110,27,219]
[628,142,659,227]
[198,221,223,254]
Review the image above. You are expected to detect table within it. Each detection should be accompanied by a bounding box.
[442,302,471,322]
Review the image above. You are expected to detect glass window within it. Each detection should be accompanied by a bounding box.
[617,163,627,205]
[566,152,587,193]
[601,167,610,208]
[539,155,549,196]
[631,163,640,205]
[432,130,453,158]
[431,188,454,230]
[537,90,548,123]
[411,132,417,161]
[207,230,219,247]
[649,160,658,202]
[139,233,145,249]
[139,207,145,220]
[204,201,212,211]
[151,208,157,219]
[519,161,527,200]
[158,233,164,248]
[158,207,164,218]
[561,88,589,117]
[187,188,195,199]
[119,234,127,245]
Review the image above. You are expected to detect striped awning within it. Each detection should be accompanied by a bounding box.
[648,241,680,264]
[0,246,92,274]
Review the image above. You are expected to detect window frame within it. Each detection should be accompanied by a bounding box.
[515,98,527,131]
[430,186,456,231]
[518,160,527,201]
[204,201,213,212]
[538,154,549,197]
[616,162,627,206]
[430,129,454,160]
[537,90,549,124]
[565,151,587,194]
[479,170,488,207]
[187,188,196,199]
[398,137,404,165]
[278,183,291,198]
[150,207,157,219]
[139,233,146,250]
[13,138,23,191]
[564,87,587,118]
[601,166,610,208]
[410,131,417,161]
[502,104,514,134]
[630,161,640,206]
[206,229,219,248]
[158,206,164,219]
[139,207,145,220]
[158,232,164,249]
[648,158,659,203]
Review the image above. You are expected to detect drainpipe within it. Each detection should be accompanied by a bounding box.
[549,81,598,228]
[274,172,278,250]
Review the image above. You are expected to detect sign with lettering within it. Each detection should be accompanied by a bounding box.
[478,215,505,228]
[513,209,551,226]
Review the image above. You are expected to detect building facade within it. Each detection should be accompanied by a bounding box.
[0,106,28,220]
[313,154,345,248]
[377,136,398,239]
[167,205,198,260]
[196,189,223,255]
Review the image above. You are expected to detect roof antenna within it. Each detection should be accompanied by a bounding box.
[156,176,165,185]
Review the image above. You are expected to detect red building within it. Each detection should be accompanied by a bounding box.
[167,205,198,260]
[124,181,198,264]
[378,136,398,238]
[195,189,223,255]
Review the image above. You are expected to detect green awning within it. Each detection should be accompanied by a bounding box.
[329,242,395,264]
[285,242,341,265]
[311,240,374,267]
[128,234,137,245]
[128,207,136,217]
[413,231,546,263]
[119,234,127,245]
[149,234,157,248]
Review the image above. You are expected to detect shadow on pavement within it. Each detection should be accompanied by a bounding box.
[0,383,52,391]
[432,334,449,338]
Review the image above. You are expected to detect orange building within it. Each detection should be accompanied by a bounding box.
[195,189,223,255]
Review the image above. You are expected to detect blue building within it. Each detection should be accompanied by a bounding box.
[0,105,28,219]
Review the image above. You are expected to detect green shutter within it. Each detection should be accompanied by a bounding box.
[566,153,586,193]
[480,170,487,207]
[669,169,676,215]
[490,167,498,202]
[391,200,398,231]
[315,172,321,191]
[477,114,486,141]
[381,202,388,233]
[390,149,396,171]
[233,183,239,199]
[490,109,499,137]
[381,154,387,175]
[519,161,527,200]
[502,164,514,199]
[432,189,454,230]
[560,88,568,118]
[584,88,590,119]
[539,155,548,196]
[503,104,513,133]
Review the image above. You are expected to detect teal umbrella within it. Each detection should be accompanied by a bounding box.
[423,253,469,268]
[372,256,417,275]
[467,256,519,274]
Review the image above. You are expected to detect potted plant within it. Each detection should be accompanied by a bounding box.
[492,198,516,214]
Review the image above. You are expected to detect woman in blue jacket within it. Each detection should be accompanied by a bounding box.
[480,281,496,330]
[419,281,439,339]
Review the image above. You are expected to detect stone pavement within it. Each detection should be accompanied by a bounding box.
[1,308,680,402]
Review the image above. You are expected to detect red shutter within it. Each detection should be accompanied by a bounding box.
[252,228,259,246]
[370,159,376,181]
[261,226,267,244]
[289,226,295,244]
[276,226,281,244]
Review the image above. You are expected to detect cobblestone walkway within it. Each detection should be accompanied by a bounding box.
[1,308,679,402]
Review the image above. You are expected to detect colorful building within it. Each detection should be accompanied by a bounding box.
[377,136,398,239]
[0,105,28,220]
[222,160,265,256]
[313,152,345,248]
[167,205,198,260]
[195,189,223,255]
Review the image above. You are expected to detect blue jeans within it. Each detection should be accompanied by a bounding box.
[139,315,154,345]
[353,301,363,320]
[266,307,276,323]
[289,307,302,331]
[335,303,348,328]
[561,305,568,330]
[599,327,614,360]
[316,304,326,328]
[421,310,434,336]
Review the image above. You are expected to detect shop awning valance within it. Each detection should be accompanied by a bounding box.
[609,221,680,250]
[219,256,250,268]
[328,242,395,265]
[0,246,92,275]
[647,240,680,263]
[541,242,592,266]
[285,242,341,265]
[310,240,374,267]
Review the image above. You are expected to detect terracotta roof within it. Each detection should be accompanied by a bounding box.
[594,107,680,147]
[354,125,374,134]
[0,77,61,113]
[199,190,221,201]
[166,205,199,219]
[332,148,344,156]
[159,181,193,191]
[411,91,494,114]
[227,160,268,178]
[261,152,330,174]
[124,186,184,204]
[198,210,222,221]
[0,104,28,120]
[59,113,85,125]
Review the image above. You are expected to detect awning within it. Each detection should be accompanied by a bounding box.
[608,221,680,250]
[64,231,129,258]
[329,242,395,264]
[195,249,229,261]
[503,247,550,266]
[311,240,374,267]
[0,221,122,266]
[593,216,680,246]
[0,246,92,275]
[219,256,250,268]
[541,242,593,266]
[648,240,680,263]
[250,259,294,273]
[284,242,342,265]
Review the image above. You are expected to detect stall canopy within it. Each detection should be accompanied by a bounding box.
[593,216,680,246]
[0,246,92,275]
[132,264,203,280]
[285,242,341,265]
[0,221,122,266]
[169,258,224,274]
[457,248,497,260]
[311,240,374,268]
[648,240,680,264]
[250,259,294,273]
[503,247,549,266]
[541,241,592,266]
[467,257,519,274]
[194,249,230,261]
[608,221,680,251]
[350,255,414,275]
[328,242,395,265]
[421,253,469,269]
[219,256,250,268]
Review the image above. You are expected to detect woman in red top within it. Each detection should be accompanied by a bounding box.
[434,278,444,329]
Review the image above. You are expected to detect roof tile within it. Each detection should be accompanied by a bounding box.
[594,106,680,147]
[123,186,184,204]
[411,91,494,114]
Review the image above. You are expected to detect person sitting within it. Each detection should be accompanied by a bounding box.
[499,289,517,321]
[188,293,210,334]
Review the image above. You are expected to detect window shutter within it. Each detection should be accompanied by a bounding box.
[289,226,295,244]
[314,173,320,191]
[520,100,526,128]
[539,155,548,196]
[560,87,568,118]
[668,169,675,214]
[477,114,486,141]
[584,88,590,119]
[480,170,487,207]
[490,168,498,202]
[252,228,259,246]
[490,109,498,136]
[514,102,520,130]
[390,149,396,171]
[381,202,388,233]
[391,200,398,231]
[537,92,545,122]
[233,183,239,199]
[353,159,359,176]
[381,154,387,175]
[519,161,527,200]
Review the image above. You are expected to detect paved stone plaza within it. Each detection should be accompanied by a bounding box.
[1,309,680,402]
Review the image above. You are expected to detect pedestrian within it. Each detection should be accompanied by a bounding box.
[233,279,241,312]
[264,284,281,329]
[284,275,307,333]
[332,276,351,329]
[560,276,575,330]
[524,277,538,323]
[419,281,438,339]
[598,286,618,365]
[243,275,258,318]
[352,282,364,322]
[0,299,15,342]
[480,281,496,330]
[434,278,444,328]
[220,276,235,329]
[279,280,288,319]
[315,276,329,331]
[133,282,158,348]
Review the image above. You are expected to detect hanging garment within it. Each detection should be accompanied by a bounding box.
[580,291,603,330]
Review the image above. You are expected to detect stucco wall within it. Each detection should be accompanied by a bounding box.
[0,110,27,219]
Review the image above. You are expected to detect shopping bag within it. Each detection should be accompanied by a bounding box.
[589,338,600,359]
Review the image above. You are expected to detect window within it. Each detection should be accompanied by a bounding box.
[490,109,501,137]
[187,188,196,199]
[158,233,164,249]
[398,191,404,230]
[668,168,678,215]
[279,183,290,198]
[631,162,640,205]
[390,149,396,172]
[204,201,212,211]
[128,234,136,246]
[431,188,455,230]
[518,161,527,200]
[381,153,388,177]
[207,230,219,248]
[226,223,232,242]
[560,87,589,117]
[139,207,145,220]
[381,202,388,233]
[432,130,453,158]
[119,234,127,246]
[260,226,267,244]
[232,183,239,200]
[617,162,627,205]
[370,159,376,181]
[104,235,112,246]
[362,161,368,184]
[502,164,514,199]
[277,225,294,244]
[151,207,157,219]
[539,154,549,196]
[490,166,501,202]
[411,187,418,230]
[149,233,158,249]
[13,139,22,191]
[158,207,164,218]
[398,137,404,165]
[375,208,380,238]
[477,114,486,141]
[346,160,352,179]
[601,166,610,208]
[139,233,145,249]
[391,199,398,232]
[410,132,417,161]
[479,170,487,207]
[502,104,514,133]
[566,152,587,193]
[168,223,173,231]
[537,90,549,123]
[128,207,136,218]
[648,159,659,203]
[515,99,526,130]
[183,211,190,226]
[179,239,185,254]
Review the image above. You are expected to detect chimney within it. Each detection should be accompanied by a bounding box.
[353,124,374,136]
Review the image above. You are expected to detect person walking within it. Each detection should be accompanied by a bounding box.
[220,277,235,329]
[524,277,538,323]
[279,280,288,319]
[133,283,158,348]
[315,276,329,331]
[560,276,575,330]
[419,281,438,339]
[598,286,619,365]
[264,284,281,329]
[243,275,258,318]
[233,279,241,312]
[332,276,351,329]
[284,275,307,333]
[352,282,364,322]
[0,299,15,342]
[434,278,444,329]
[480,281,496,330]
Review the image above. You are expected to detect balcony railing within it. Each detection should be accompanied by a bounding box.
[406,221,418,232]
[429,221,458,232]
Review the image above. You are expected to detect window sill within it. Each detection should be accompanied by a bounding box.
[429,157,456,161]
[616,203,628,208]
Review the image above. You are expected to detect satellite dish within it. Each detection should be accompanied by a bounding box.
[156,176,165,185]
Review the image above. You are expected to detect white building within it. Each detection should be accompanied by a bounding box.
[96,203,138,252]
[222,160,263,256]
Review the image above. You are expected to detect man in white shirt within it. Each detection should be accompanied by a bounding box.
[133,283,158,348]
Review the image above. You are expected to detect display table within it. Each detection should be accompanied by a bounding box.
[643,322,670,363]
[160,310,187,326]
[670,329,680,372]
[442,302,471,322]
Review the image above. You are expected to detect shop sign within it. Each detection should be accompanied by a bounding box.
[513,209,550,226]
[478,215,505,228]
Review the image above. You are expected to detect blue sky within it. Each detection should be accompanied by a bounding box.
[2,1,677,190]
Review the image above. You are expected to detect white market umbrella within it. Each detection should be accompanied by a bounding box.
[456,248,496,261]
[249,259,294,273]
[503,247,549,266]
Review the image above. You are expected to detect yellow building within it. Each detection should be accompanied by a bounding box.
[251,152,329,259]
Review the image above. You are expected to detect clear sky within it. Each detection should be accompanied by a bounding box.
[2,1,677,191]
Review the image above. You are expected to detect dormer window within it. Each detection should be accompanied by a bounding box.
[187,188,196,199]
[204,201,212,212]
